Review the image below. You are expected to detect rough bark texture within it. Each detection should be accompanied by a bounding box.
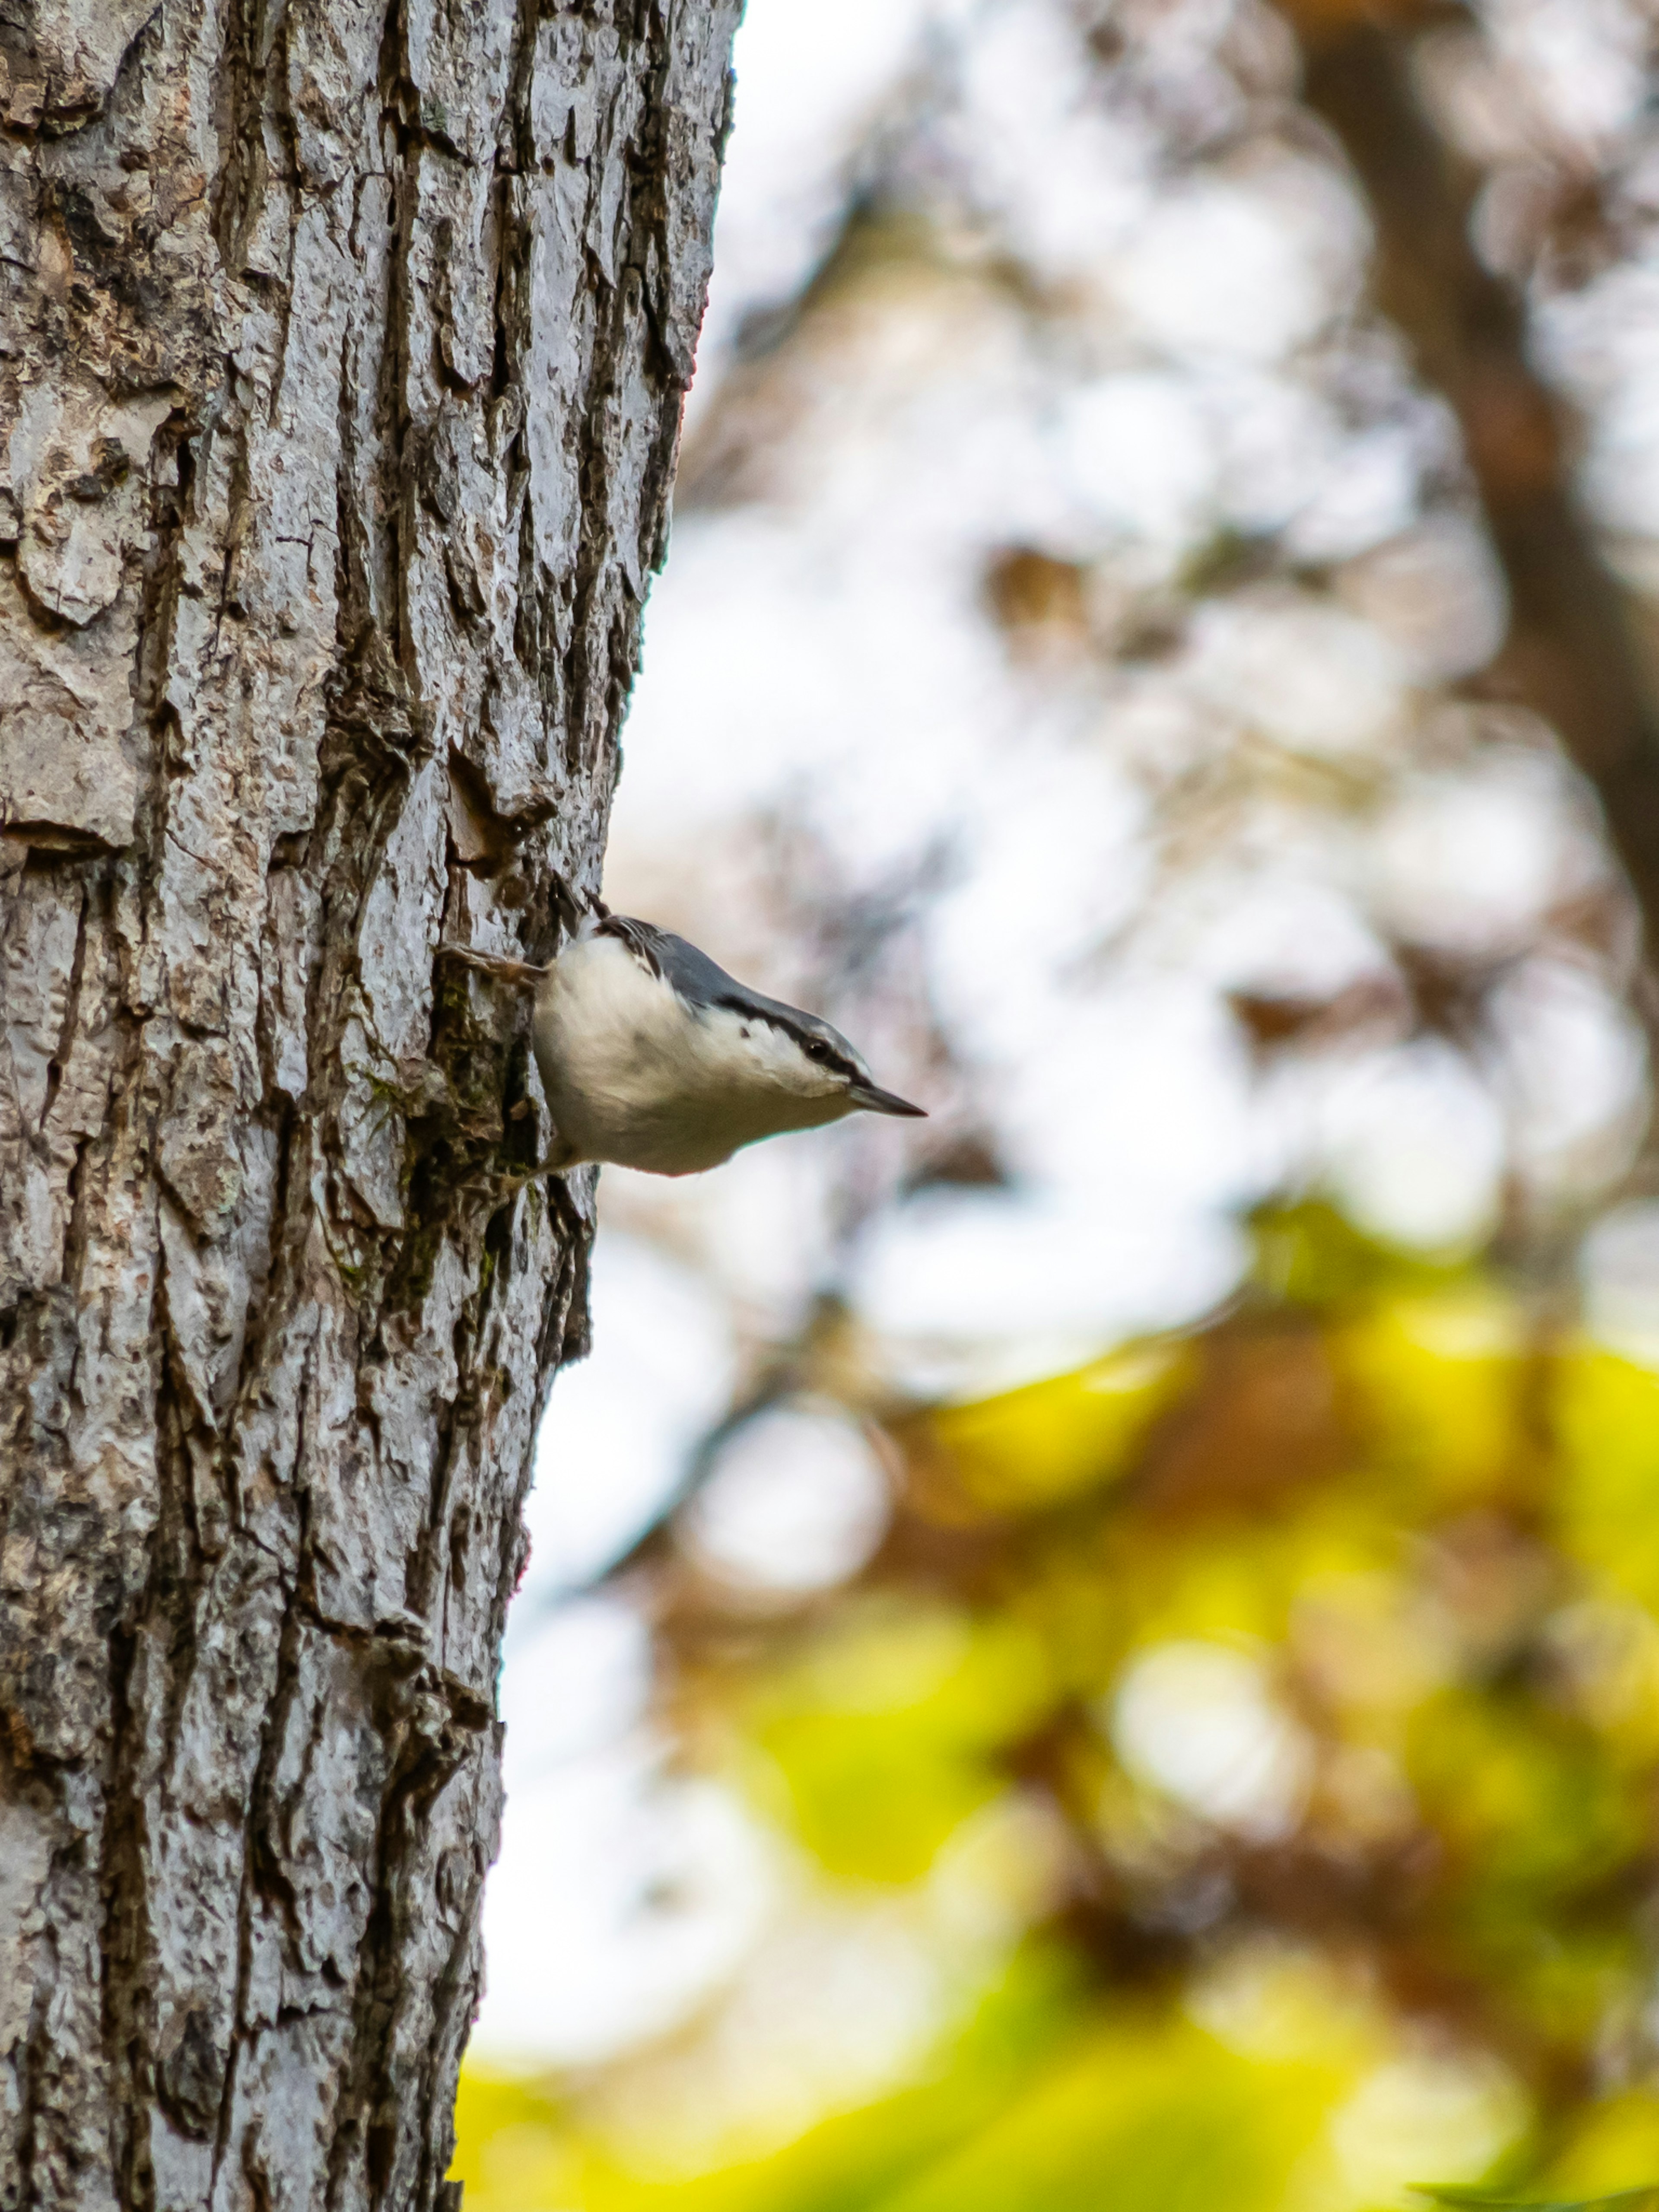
[0,4,739,2207]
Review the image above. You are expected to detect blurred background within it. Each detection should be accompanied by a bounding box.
[451,3,1659,2206]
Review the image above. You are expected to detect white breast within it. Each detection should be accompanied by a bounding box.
[529,936,850,1176]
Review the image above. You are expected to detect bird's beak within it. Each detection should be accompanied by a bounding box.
[848,1082,927,1119]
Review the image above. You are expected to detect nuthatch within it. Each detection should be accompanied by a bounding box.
[444,907,925,1178]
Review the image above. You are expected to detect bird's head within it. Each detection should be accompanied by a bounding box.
[712,998,925,1128]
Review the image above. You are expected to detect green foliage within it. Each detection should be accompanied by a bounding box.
[750,1603,1055,1883]
[916,1343,1195,1516]
[1415,2192,1659,2210]
[456,1209,1659,2209]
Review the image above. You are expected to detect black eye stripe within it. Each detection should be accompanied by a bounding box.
[718,999,857,1079]
[804,1039,858,1076]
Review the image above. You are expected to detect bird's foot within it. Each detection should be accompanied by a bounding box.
[437,942,550,990]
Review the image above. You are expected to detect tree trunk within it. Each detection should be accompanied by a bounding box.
[0,4,739,2207]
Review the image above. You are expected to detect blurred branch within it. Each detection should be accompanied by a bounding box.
[1276,2,1659,953]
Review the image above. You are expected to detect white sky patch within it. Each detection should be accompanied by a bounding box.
[524,1232,737,1592]
[1581,1199,1659,1364]
[1183,592,1409,758]
[683,1402,892,1594]
[922,756,1149,1064]
[1492,957,1649,1197]
[1110,1642,1314,1841]
[851,1184,1246,1377]
[1211,372,1351,537]
[1111,176,1339,363]
[500,1594,653,1778]
[621,510,1022,876]
[846,967,1256,1377]
[687,0,950,419]
[1582,381,1659,541]
[1059,374,1219,553]
[1366,751,1597,957]
[1332,515,1510,683]
[1279,423,1427,563]
[994,976,1258,1206]
[1487,0,1651,150]
[1538,263,1659,535]
[588,1897,953,2179]
[1185,873,1391,1001]
[587,1791,1071,2177]
[615,1138,843,1328]
[949,0,1153,285]
[474,1748,779,2068]
[1317,1042,1507,1252]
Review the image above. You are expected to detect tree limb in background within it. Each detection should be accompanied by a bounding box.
[1276,0,1659,952]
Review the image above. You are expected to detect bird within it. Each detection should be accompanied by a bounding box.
[442,905,925,1179]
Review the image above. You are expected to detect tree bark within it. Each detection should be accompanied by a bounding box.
[0,4,739,2208]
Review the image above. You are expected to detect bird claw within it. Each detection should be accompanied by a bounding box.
[493,1163,553,1195]
[480,1162,589,1247]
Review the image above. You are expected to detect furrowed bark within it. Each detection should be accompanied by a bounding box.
[0,4,740,2208]
[1280,3,1659,947]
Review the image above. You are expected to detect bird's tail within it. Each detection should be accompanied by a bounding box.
[438,944,550,989]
